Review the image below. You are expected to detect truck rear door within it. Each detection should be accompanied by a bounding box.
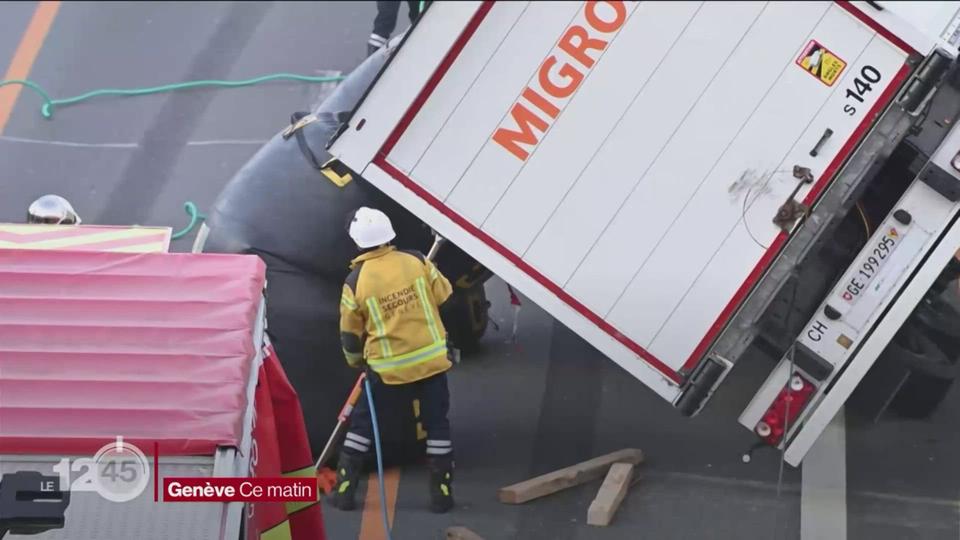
[328,1,914,403]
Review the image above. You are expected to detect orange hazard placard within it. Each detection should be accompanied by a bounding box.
[796,40,847,86]
[0,224,171,252]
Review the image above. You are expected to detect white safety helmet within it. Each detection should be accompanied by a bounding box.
[27,195,82,225]
[348,207,396,249]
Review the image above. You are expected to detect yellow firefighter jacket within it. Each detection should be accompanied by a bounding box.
[339,245,454,384]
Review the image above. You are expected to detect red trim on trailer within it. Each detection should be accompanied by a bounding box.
[680,62,913,371]
[835,1,919,57]
[380,0,496,157]
[371,0,915,385]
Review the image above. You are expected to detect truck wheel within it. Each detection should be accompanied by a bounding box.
[913,295,960,359]
[888,324,957,419]
[441,283,490,353]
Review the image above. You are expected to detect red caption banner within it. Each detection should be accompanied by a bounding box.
[163,477,317,502]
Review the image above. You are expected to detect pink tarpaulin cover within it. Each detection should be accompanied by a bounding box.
[0,249,267,456]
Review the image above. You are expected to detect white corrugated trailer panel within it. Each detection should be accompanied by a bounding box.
[648,35,910,365]
[445,2,645,224]
[388,0,538,180]
[330,0,913,400]
[331,0,483,169]
[563,2,833,319]
[523,0,759,285]
[480,0,708,252]
[604,5,874,351]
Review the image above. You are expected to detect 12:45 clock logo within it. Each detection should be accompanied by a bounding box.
[52,437,151,503]
[797,40,847,86]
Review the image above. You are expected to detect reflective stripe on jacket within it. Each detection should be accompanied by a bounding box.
[339,245,454,384]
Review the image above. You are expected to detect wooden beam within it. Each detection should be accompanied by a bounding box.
[446,526,484,540]
[498,448,643,504]
[587,463,635,527]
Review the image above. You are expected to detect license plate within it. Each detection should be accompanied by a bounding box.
[840,226,901,304]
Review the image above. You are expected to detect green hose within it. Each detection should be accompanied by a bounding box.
[0,73,346,119]
[171,201,205,240]
[0,72,348,240]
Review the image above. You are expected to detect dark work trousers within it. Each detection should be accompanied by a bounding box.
[369,0,421,51]
[343,371,452,459]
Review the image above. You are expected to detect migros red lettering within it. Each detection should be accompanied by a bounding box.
[522,87,560,119]
[492,0,629,162]
[558,25,607,70]
[538,56,584,99]
[586,0,627,33]
[492,102,548,161]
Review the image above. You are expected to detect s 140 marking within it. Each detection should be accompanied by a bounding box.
[843,65,882,116]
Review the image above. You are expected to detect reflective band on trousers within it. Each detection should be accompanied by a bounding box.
[366,340,447,373]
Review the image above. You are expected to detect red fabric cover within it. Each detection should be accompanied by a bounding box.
[263,346,326,539]
[0,249,266,456]
[247,349,327,540]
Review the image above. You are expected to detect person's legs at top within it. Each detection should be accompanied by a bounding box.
[406,0,420,23]
[370,1,401,56]
[417,371,454,513]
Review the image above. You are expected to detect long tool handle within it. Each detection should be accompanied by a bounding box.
[316,371,367,469]
[426,232,446,261]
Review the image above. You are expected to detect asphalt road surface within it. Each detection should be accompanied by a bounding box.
[1,2,958,539]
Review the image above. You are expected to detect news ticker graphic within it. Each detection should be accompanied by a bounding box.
[163,477,317,503]
[47,437,317,505]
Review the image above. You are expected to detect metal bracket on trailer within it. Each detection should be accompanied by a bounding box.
[674,355,733,417]
[706,80,921,374]
[897,48,954,115]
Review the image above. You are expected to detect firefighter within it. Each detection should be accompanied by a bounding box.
[26,195,82,225]
[330,207,456,513]
[368,0,422,56]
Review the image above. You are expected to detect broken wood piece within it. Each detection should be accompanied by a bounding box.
[498,448,643,504]
[446,526,484,540]
[587,462,635,527]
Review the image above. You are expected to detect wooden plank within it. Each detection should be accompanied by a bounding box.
[587,462,635,527]
[446,526,485,540]
[498,448,643,504]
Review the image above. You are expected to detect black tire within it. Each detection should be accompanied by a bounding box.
[888,324,956,418]
[913,294,960,359]
[441,283,490,353]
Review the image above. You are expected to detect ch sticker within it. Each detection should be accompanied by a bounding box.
[797,40,847,86]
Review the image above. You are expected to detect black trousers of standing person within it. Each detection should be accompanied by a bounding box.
[369,0,422,54]
[342,371,452,460]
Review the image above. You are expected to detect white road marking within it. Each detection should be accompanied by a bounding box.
[184,139,268,147]
[0,135,138,148]
[801,408,847,540]
[0,135,269,148]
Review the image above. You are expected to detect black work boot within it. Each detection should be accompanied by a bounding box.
[329,452,364,511]
[427,456,454,513]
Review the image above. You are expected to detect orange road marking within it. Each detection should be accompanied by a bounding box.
[358,468,401,540]
[0,1,61,134]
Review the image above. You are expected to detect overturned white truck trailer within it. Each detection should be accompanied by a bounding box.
[325,0,960,465]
